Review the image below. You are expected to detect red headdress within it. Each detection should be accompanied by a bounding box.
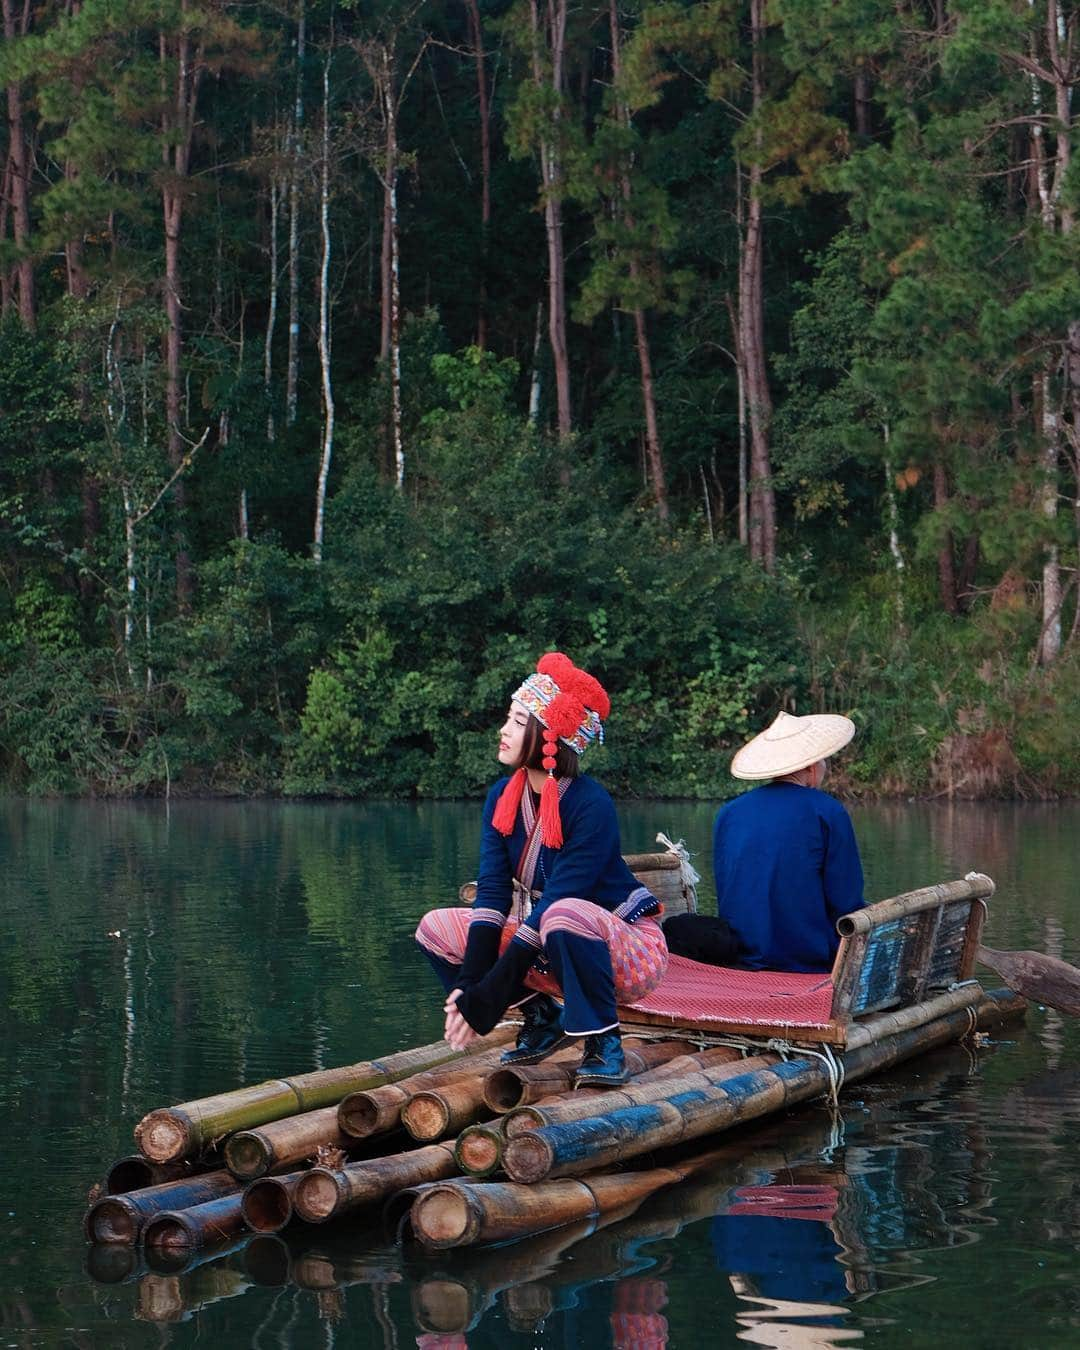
[491,652,611,848]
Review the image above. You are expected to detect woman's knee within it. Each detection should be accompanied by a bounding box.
[415,907,454,949]
[538,899,601,941]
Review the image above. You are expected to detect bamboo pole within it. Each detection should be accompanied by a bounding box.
[482,1038,695,1113]
[401,1079,492,1141]
[104,1155,195,1195]
[224,1104,348,1180]
[134,1027,514,1163]
[836,874,994,936]
[338,1045,509,1139]
[292,1142,458,1224]
[502,1052,776,1140]
[411,1145,735,1248]
[241,1169,308,1233]
[504,991,1023,1185]
[84,1170,243,1245]
[142,1193,248,1256]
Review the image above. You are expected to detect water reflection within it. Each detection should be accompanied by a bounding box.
[4,800,1080,1346]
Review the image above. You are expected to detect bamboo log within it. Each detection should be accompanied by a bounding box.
[454,1122,507,1177]
[224,1105,348,1180]
[836,874,994,936]
[241,1169,308,1233]
[104,1156,195,1195]
[502,1053,776,1140]
[292,1142,458,1224]
[401,1079,491,1141]
[134,1027,515,1163]
[411,1145,734,1249]
[142,1193,248,1256]
[84,1170,243,1245]
[504,991,1020,1185]
[338,1046,510,1139]
[482,1038,695,1113]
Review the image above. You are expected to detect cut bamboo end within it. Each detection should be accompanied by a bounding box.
[455,1125,503,1176]
[502,1133,553,1184]
[143,1211,199,1256]
[401,1091,449,1141]
[241,1177,294,1233]
[482,1068,535,1113]
[134,1109,193,1165]
[292,1168,345,1224]
[411,1186,481,1248]
[84,1197,140,1245]
[104,1156,159,1194]
[337,1091,392,1139]
[223,1132,268,1181]
[502,1107,545,1139]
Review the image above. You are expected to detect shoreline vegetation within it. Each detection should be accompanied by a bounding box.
[0,3,1077,803]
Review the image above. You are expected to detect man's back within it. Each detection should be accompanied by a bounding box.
[712,782,864,973]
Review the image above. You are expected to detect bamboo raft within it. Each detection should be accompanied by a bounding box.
[85,857,1026,1270]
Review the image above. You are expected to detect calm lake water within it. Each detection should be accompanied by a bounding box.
[2,798,1079,1348]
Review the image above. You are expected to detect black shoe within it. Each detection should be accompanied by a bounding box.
[574,1031,628,1087]
[500,994,568,1066]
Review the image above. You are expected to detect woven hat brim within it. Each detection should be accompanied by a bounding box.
[731,714,855,780]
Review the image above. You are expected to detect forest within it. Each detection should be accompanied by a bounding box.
[0,0,1077,800]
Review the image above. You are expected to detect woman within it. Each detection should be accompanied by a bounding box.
[415,652,667,1087]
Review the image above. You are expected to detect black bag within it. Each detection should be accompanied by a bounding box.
[662,913,743,968]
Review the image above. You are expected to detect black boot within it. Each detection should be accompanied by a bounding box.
[574,1030,627,1087]
[500,993,568,1066]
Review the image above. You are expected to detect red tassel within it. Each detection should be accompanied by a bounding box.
[492,767,527,836]
[539,774,564,849]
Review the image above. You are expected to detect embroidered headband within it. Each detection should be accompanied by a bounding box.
[492,652,611,849]
[511,673,605,756]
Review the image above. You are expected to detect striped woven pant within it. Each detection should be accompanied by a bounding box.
[415,899,668,1035]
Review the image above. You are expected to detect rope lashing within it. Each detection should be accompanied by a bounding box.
[656,831,701,893]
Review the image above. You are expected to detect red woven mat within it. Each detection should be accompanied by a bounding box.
[623,954,835,1030]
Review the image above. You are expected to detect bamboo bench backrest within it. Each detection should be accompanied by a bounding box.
[458,850,698,917]
[829,874,992,1022]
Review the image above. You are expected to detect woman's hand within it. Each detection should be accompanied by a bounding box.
[443,988,481,1051]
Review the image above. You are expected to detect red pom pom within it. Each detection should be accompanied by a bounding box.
[537,652,611,721]
[491,767,527,836]
[542,755,557,771]
[543,739,557,756]
[545,693,587,741]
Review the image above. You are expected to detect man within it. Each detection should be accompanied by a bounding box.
[667,711,865,973]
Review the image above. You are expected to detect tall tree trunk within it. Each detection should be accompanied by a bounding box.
[313,46,335,561]
[2,0,35,330]
[529,299,544,423]
[530,0,572,443]
[465,0,491,348]
[160,19,202,608]
[379,45,405,492]
[287,0,305,428]
[934,456,959,616]
[740,0,776,572]
[610,0,668,520]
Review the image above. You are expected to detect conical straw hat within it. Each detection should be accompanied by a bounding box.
[731,711,856,781]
